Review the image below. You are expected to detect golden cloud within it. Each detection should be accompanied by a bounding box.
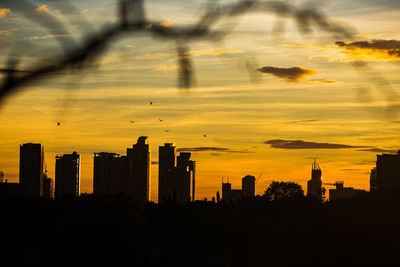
[335,40,400,62]
[0,30,12,36]
[159,20,175,27]
[191,48,244,57]
[0,37,12,43]
[153,65,178,72]
[28,34,71,40]
[256,66,317,82]
[153,64,190,72]
[0,8,11,19]
[35,5,51,14]
[355,33,385,38]
[284,40,400,62]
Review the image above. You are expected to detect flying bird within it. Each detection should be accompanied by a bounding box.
[57,121,61,126]
[149,101,153,105]
[203,134,207,137]
[165,129,170,132]
[130,120,135,123]
[159,118,163,122]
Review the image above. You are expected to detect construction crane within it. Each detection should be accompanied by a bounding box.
[256,173,263,184]
[323,181,344,187]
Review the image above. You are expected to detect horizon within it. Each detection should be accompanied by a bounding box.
[1,0,400,201]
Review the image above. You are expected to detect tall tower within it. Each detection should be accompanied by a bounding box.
[307,159,322,200]
[376,151,400,193]
[55,152,80,198]
[127,136,151,202]
[173,152,195,203]
[242,175,256,197]
[222,179,232,202]
[158,143,176,204]
[93,152,120,195]
[19,143,44,197]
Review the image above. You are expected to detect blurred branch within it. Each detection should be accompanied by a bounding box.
[0,0,355,104]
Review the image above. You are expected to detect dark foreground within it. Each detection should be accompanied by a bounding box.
[1,194,400,266]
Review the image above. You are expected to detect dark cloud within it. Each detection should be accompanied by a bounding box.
[356,160,376,165]
[177,147,253,154]
[336,39,400,58]
[264,139,366,149]
[0,68,31,74]
[290,119,321,124]
[357,148,398,153]
[256,66,316,82]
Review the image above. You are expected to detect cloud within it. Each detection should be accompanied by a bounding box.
[355,33,385,38]
[0,8,11,19]
[159,20,175,27]
[264,139,366,149]
[27,34,71,40]
[153,65,178,72]
[285,40,400,62]
[335,40,400,61]
[0,38,12,43]
[35,5,51,14]
[0,68,31,74]
[0,30,12,36]
[357,148,398,153]
[256,66,317,82]
[143,49,244,60]
[308,79,338,84]
[290,119,321,124]
[177,147,253,154]
[190,48,244,57]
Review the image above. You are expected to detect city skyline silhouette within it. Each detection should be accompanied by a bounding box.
[1,0,400,265]
[2,139,398,202]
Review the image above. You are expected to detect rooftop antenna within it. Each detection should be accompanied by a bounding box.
[312,158,321,170]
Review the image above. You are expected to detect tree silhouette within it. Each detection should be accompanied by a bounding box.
[263,181,304,201]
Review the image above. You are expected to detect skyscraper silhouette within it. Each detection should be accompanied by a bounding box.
[55,152,80,198]
[370,167,377,192]
[19,143,44,197]
[93,152,120,195]
[158,143,176,204]
[172,152,196,203]
[127,136,151,202]
[376,151,400,193]
[307,159,322,200]
[43,169,54,200]
[242,175,256,197]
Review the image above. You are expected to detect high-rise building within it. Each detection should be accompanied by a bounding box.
[127,136,151,202]
[329,181,366,201]
[55,152,80,198]
[19,143,44,197]
[93,152,120,195]
[114,156,130,195]
[376,151,400,193]
[158,143,176,204]
[370,167,377,192]
[93,152,130,195]
[242,175,256,197]
[43,170,54,200]
[307,159,322,200]
[222,180,232,202]
[172,152,195,203]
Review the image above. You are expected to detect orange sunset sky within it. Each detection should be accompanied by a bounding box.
[1,0,400,201]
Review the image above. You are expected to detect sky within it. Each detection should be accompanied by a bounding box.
[1,0,400,201]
